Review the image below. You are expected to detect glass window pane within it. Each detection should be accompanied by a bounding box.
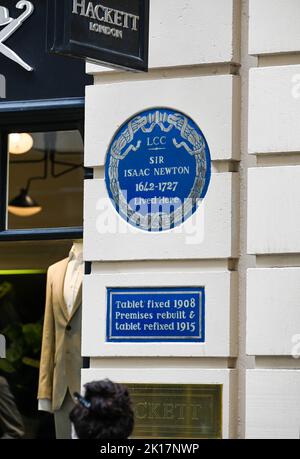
[0,270,56,438]
[7,130,83,230]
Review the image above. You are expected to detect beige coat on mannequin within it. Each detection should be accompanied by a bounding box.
[38,258,82,412]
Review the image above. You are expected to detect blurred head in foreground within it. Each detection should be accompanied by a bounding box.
[70,379,134,439]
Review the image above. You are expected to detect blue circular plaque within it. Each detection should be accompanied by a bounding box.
[105,108,211,232]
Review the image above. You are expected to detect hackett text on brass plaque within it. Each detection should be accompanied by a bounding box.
[126,384,222,439]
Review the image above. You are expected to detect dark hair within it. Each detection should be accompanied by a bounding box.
[69,379,134,439]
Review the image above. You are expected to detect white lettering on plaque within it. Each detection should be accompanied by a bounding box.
[72,0,139,40]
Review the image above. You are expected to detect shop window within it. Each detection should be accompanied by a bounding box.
[0,269,55,438]
[0,102,87,241]
[7,130,83,230]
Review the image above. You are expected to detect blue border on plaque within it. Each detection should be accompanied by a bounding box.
[105,107,211,232]
[106,287,205,343]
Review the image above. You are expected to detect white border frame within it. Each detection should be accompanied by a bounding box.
[82,271,238,357]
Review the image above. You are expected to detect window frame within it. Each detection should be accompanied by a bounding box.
[0,98,91,241]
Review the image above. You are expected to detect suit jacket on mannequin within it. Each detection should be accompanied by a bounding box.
[38,257,83,412]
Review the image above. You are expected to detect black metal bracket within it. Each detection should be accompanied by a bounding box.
[0,227,83,241]
[84,262,92,275]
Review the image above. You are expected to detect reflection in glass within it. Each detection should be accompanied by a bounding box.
[8,130,84,229]
[0,270,55,438]
[0,377,25,439]
[9,133,33,155]
[127,383,222,439]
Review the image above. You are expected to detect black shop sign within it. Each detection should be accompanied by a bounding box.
[47,0,150,72]
[0,0,92,102]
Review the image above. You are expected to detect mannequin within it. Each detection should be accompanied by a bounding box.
[38,240,84,439]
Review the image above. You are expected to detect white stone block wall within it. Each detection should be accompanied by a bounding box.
[247,268,300,356]
[83,0,241,440]
[249,0,300,55]
[249,66,300,154]
[85,75,241,165]
[246,371,300,439]
[87,0,240,74]
[82,0,300,438]
[82,368,237,439]
[246,0,300,439]
[247,166,300,254]
[82,272,238,357]
[84,174,239,261]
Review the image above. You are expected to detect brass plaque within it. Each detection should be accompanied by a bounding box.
[126,384,222,439]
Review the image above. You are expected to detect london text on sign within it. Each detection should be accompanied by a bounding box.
[47,0,149,71]
[105,108,212,232]
[72,0,140,38]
